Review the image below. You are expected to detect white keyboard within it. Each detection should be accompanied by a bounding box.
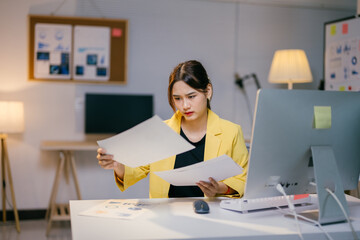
[220,195,312,213]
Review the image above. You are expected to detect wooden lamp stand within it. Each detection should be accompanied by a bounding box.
[1,134,20,232]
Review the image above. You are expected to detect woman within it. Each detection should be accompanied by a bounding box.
[97,60,248,198]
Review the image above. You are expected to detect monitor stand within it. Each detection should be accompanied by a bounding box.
[304,146,349,225]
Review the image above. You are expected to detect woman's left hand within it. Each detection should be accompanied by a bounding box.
[196,177,230,197]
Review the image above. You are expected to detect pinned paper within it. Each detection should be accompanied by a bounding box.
[330,25,336,36]
[112,28,122,37]
[313,106,331,129]
[342,23,348,34]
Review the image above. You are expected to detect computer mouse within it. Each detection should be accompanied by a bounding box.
[193,200,210,214]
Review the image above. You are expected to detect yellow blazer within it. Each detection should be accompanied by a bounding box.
[115,109,249,198]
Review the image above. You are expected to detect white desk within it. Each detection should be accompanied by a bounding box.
[70,195,360,240]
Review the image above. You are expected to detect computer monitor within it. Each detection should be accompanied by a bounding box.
[85,93,153,134]
[244,89,360,224]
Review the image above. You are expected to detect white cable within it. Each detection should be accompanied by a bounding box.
[50,0,67,15]
[309,182,316,187]
[276,207,334,240]
[276,184,304,240]
[90,0,105,18]
[325,188,359,240]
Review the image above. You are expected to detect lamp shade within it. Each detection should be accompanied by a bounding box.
[268,49,313,89]
[0,101,24,133]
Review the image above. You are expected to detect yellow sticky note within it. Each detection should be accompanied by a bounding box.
[330,25,336,36]
[314,106,331,129]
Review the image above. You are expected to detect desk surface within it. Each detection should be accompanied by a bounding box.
[41,140,98,151]
[70,195,360,240]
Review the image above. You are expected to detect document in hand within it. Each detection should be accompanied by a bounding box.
[97,115,195,168]
[154,154,243,186]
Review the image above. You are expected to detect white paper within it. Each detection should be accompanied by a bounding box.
[34,23,72,79]
[73,25,110,81]
[79,199,156,220]
[154,154,243,186]
[97,115,195,168]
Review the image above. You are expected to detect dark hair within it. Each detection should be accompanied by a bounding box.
[168,60,212,112]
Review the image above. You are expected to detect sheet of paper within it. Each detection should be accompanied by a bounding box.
[79,199,156,220]
[73,25,110,81]
[97,115,195,168]
[34,23,72,79]
[154,154,243,186]
[313,106,332,129]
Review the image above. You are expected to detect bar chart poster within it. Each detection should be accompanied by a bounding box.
[34,23,72,79]
[73,25,111,81]
[324,16,360,91]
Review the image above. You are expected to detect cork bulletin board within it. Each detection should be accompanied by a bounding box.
[28,15,128,84]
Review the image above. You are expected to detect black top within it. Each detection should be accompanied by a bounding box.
[168,128,206,198]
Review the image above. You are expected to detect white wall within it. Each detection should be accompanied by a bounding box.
[0,0,352,209]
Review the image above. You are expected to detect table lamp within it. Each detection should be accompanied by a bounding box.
[0,101,24,233]
[268,49,313,89]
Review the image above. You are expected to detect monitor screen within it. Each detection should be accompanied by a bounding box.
[244,89,360,200]
[85,93,153,134]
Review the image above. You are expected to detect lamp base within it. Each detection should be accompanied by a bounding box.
[1,135,20,233]
[288,82,293,90]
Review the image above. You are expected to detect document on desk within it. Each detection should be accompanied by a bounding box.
[154,154,243,186]
[79,199,156,220]
[97,115,195,168]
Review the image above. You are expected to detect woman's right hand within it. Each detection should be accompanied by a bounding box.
[97,148,125,179]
